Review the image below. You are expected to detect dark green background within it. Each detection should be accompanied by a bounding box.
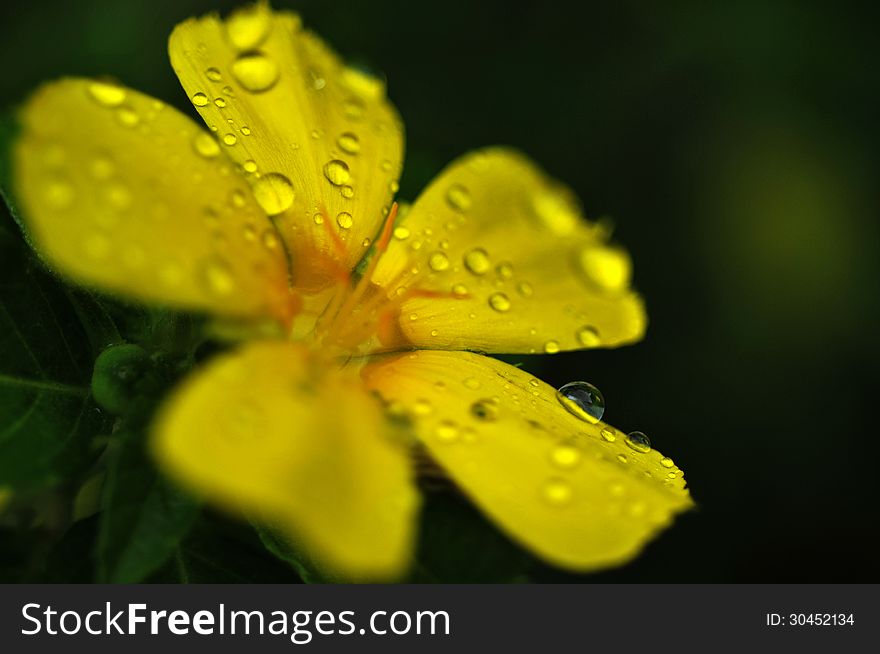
[2,0,878,582]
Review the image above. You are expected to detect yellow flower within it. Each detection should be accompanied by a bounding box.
[11,1,692,580]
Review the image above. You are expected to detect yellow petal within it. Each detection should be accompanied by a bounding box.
[152,340,419,580]
[369,148,646,353]
[363,350,692,571]
[169,3,404,291]
[13,78,293,321]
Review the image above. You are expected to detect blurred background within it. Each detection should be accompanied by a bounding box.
[2,0,878,581]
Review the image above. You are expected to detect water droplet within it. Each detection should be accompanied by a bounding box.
[423,251,450,272]
[435,421,460,443]
[541,478,574,506]
[361,237,371,248]
[206,67,222,81]
[313,212,324,225]
[337,132,360,154]
[576,325,601,347]
[625,431,651,453]
[344,97,366,120]
[452,283,469,297]
[89,156,115,180]
[660,457,675,469]
[223,133,238,146]
[310,71,326,90]
[336,211,353,229]
[44,177,75,209]
[389,180,400,194]
[240,125,251,135]
[226,2,271,51]
[200,257,236,296]
[342,66,385,99]
[393,226,410,240]
[116,106,139,127]
[463,377,481,390]
[252,173,294,216]
[543,340,560,354]
[88,81,126,107]
[470,398,499,421]
[191,92,209,107]
[446,183,472,212]
[551,444,582,469]
[413,398,433,416]
[496,261,514,279]
[464,248,490,275]
[214,97,227,108]
[600,427,617,442]
[104,181,132,210]
[488,292,511,313]
[193,132,220,158]
[232,53,280,93]
[231,189,247,208]
[243,159,258,173]
[617,453,628,464]
[262,230,280,250]
[556,381,605,423]
[340,185,355,199]
[667,471,678,479]
[578,246,631,293]
[83,232,110,259]
[323,159,351,186]
[532,187,580,235]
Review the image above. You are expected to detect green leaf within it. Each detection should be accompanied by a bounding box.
[150,512,303,583]
[96,423,199,583]
[254,489,534,583]
[409,490,533,583]
[0,216,115,492]
[255,522,338,583]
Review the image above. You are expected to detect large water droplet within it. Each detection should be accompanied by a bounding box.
[576,325,600,347]
[200,257,236,296]
[556,381,605,423]
[446,183,472,212]
[488,292,511,312]
[342,66,385,99]
[531,187,579,235]
[337,132,360,154]
[625,431,651,453]
[434,420,459,442]
[193,132,220,158]
[428,251,450,272]
[470,398,499,421]
[660,456,675,469]
[232,53,280,93]
[336,211,353,229]
[541,478,574,506]
[88,81,126,107]
[463,248,490,275]
[226,2,271,51]
[252,173,294,216]
[191,92,209,107]
[578,245,631,293]
[323,159,351,186]
[550,444,581,469]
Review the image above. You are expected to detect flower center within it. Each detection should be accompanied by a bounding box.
[289,203,404,356]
